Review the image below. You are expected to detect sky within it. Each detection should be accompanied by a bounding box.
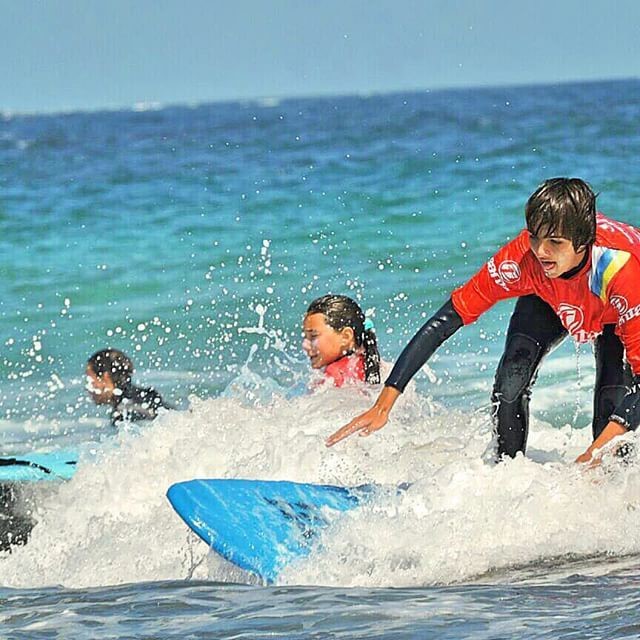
[1,0,639,114]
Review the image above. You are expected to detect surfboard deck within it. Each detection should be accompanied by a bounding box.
[0,451,78,482]
[167,478,378,583]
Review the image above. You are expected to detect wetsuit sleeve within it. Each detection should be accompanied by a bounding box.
[451,230,535,324]
[610,379,640,430]
[604,256,640,430]
[385,299,463,393]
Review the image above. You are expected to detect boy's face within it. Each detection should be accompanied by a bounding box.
[528,230,586,279]
[85,365,116,404]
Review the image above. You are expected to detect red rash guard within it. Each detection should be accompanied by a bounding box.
[451,214,640,375]
[324,353,365,387]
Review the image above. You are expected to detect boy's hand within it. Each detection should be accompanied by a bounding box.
[575,421,628,465]
[326,407,388,446]
[326,386,401,447]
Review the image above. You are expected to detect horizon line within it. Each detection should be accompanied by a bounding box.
[3,75,638,120]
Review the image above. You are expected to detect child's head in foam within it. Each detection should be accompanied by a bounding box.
[302,294,380,386]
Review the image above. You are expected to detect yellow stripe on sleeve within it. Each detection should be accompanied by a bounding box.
[600,250,631,302]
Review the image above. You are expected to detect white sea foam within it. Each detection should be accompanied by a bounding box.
[1,377,638,590]
[131,101,162,112]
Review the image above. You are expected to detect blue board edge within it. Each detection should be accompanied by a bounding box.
[0,450,78,482]
[167,478,378,583]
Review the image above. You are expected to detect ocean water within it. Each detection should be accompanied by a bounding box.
[2,79,640,638]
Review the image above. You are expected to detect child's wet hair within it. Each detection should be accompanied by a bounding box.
[87,349,134,390]
[525,177,597,251]
[306,294,381,384]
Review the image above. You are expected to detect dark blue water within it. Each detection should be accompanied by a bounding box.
[2,79,640,637]
[4,564,640,639]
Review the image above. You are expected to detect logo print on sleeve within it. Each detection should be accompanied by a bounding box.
[597,216,640,244]
[610,295,629,316]
[488,258,521,291]
[498,261,521,284]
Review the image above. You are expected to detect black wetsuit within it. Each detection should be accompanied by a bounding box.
[0,483,32,551]
[110,384,170,427]
[490,294,635,457]
[385,297,640,459]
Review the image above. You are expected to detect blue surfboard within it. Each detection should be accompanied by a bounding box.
[0,450,78,482]
[167,478,379,583]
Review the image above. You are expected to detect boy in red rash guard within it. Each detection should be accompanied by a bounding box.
[327,178,640,465]
[302,294,381,387]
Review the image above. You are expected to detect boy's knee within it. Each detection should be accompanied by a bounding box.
[492,333,542,404]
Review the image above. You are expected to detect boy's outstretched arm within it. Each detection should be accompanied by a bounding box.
[326,299,463,447]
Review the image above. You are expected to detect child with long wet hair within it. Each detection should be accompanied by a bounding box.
[302,294,381,386]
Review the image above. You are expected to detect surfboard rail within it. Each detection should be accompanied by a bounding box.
[167,478,378,583]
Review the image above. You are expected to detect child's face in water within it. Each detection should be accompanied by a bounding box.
[302,313,355,370]
[85,365,116,405]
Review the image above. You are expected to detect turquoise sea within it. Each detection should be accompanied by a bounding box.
[2,79,640,638]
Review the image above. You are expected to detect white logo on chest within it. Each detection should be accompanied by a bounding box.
[557,303,584,334]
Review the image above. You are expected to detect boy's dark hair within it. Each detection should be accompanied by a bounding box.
[306,294,381,384]
[87,349,134,389]
[525,178,597,251]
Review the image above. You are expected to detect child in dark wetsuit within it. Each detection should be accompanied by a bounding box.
[302,295,381,387]
[86,349,170,426]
